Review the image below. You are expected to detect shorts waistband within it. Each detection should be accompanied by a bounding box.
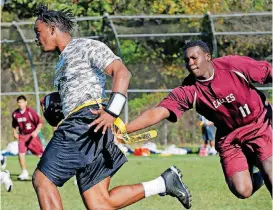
[57,98,107,127]
[69,99,107,115]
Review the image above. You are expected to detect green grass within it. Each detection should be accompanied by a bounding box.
[1,155,271,210]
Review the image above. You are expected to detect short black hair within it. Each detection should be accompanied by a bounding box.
[183,40,211,54]
[17,95,27,101]
[35,4,74,33]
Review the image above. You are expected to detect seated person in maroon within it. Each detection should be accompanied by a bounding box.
[117,40,272,200]
[12,95,44,180]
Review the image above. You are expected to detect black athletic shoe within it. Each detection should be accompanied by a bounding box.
[159,166,192,209]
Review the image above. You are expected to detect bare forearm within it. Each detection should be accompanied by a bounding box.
[112,69,131,94]
[13,128,18,135]
[35,123,43,132]
[13,128,19,139]
[106,60,131,95]
[126,107,170,134]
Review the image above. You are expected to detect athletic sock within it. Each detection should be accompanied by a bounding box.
[21,169,28,174]
[141,176,166,197]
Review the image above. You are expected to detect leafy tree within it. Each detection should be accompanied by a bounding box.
[1,0,271,146]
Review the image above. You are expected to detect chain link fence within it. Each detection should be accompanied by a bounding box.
[1,12,272,147]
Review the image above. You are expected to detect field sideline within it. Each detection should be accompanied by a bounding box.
[1,155,271,210]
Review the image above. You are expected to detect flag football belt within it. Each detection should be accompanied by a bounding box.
[113,117,157,144]
[57,99,157,144]
[56,98,107,127]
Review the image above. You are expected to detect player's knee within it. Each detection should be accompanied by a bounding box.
[89,203,115,210]
[235,191,252,199]
[32,169,49,190]
[32,170,40,190]
[231,183,253,199]
[88,193,116,210]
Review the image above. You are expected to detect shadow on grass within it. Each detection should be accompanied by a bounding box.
[10,173,32,182]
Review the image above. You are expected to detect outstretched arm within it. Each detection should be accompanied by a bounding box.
[126,106,170,134]
[125,85,194,134]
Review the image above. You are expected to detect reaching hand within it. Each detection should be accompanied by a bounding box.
[89,108,116,134]
[112,125,126,144]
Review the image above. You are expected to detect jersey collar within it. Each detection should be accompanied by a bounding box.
[196,69,215,82]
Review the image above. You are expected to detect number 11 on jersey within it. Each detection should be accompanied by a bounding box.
[239,104,251,117]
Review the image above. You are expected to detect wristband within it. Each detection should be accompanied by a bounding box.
[105,92,127,118]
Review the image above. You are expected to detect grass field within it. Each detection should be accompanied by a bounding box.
[1,154,271,210]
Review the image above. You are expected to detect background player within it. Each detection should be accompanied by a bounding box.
[12,95,44,180]
[198,115,217,155]
[109,40,272,199]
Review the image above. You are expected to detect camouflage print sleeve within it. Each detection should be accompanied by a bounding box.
[89,40,121,71]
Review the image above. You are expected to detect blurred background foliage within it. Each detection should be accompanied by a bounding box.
[1,0,272,147]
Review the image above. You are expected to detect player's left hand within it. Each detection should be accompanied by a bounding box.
[89,108,116,134]
[31,130,39,138]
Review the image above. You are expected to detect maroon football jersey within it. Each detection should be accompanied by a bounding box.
[158,55,272,135]
[12,107,43,135]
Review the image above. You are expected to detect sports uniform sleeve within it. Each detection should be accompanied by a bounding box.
[157,86,195,122]
[88,40,121,71]
[220,56,272,84]
[28,108,43,126]
[12,112,18,128]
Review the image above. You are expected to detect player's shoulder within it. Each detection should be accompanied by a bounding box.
[12,108,19,113]
[212,55,256,72]
[213,55,253,64]
[72,37,90,44]
[212,55,233,63]
[12,109,20,117]
[26,107,38,114]
[172,83,196,98]
[78,38,107,48]
[69,38,101,49]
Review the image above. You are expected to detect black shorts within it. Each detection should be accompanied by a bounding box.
[37,104,127,193]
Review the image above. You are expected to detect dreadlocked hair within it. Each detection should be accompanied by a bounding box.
[35,4,74,33]
[183,40,211,54]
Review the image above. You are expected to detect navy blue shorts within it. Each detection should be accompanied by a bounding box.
[202,126,215,141]
[37,104,127,193]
